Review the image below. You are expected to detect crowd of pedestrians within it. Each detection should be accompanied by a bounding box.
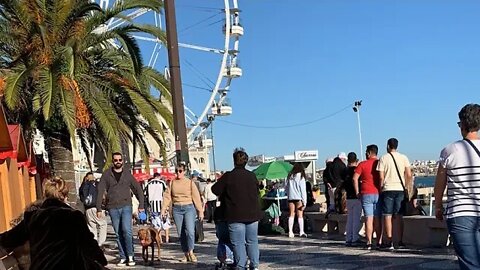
[324,138,413,250]
[0,104,478,270]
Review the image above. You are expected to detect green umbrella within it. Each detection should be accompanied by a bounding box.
[253,161,293,180]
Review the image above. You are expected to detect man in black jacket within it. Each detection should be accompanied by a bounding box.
[212,148,262,270]
[326,153,347,213]
[96,152,144,267]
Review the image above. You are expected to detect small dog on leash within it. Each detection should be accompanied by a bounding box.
[138,227,162,265]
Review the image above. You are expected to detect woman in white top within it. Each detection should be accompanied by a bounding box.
[434,103,480,270]
[286,163,307,238]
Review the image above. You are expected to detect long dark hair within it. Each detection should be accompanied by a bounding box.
[288,163,306,180]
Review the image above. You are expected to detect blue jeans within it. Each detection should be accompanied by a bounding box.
[228,222,260,269]
[382,191,404,216]
[361,193,382,217]
[447,216,480,270]
[172,204,196,253]
[109,205,134,259]
[216,221,234,263]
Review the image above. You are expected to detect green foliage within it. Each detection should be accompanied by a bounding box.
[0,0,172,166]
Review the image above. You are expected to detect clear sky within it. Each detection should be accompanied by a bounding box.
[143,1,480,171]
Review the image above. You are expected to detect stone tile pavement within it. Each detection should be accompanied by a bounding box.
[103,222,459,270]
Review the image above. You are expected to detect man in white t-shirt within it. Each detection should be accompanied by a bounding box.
[377,138,412,250]
[434,103,480,270]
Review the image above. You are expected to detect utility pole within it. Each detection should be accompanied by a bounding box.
[164,0,189,168]
[209,116,217,179]
[353,100,364,160]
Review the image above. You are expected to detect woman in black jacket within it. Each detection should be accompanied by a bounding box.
[0,177,107,270]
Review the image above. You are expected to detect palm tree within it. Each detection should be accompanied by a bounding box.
[0,0,172,204]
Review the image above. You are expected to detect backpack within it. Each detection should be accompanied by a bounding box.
[81,181,98,208]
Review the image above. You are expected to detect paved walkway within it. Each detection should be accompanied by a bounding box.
[103,223,459,270]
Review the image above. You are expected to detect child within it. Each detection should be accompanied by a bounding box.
[214,197,234,267]
[151,209,171,243]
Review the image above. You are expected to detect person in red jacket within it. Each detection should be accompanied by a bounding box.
[212,148,262,270]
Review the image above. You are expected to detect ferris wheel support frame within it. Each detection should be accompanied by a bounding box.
[186,0,231,140]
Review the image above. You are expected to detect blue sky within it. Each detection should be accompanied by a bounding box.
[140,1,480,171]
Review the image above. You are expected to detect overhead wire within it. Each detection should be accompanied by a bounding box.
[216,103,355,129]
[182,83,212,93]
[176,4,221,13]
[183,59,216,88]
[179,12,223,34]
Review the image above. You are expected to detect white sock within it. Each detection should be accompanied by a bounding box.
[288,217,294,234]
[298,218,304,235]
[128,256,134,261]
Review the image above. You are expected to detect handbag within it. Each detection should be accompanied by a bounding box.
[389,153,409,205]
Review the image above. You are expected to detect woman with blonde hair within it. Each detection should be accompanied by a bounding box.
[0,176,107,270]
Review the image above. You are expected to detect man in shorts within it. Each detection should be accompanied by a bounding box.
[353,144,382,250]
[377,138,412,250]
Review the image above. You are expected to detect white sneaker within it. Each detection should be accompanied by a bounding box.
[127,256,136,266]
[116,259,127,266]
[299,233,308,238]
[288,232,294,238]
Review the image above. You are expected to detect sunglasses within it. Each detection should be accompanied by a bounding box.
[175,169,184,173]
[113,159,123,162]
[457,121,461,127]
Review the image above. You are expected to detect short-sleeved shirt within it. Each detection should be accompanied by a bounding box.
[440,139,480,219]
[376,152,410,191]
[355,158,380,194]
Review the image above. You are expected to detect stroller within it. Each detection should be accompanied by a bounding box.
[215,221,235,270]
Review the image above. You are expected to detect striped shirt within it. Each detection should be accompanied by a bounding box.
[440,139,480,219]
[144,179,167,214]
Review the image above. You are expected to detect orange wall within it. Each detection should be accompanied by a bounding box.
[7,158,24,221]
[29,175,37,203]
[21,167,31,205]
[0,162,12,232]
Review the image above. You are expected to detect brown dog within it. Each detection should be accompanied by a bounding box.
[138,227,162,265]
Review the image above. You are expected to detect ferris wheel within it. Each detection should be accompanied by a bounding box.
[97,0,244,153]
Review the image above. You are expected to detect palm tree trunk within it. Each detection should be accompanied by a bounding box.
[47,133,77,207]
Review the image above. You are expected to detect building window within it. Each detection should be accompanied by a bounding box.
[166,138,172,151]
[199,157,205,164]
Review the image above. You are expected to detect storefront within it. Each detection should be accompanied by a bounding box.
[249,150,319,184]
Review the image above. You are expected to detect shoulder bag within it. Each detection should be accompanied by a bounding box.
[464,139,480,158]
[389,153,409,206]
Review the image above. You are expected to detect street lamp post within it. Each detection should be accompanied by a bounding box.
[353,100,364,160]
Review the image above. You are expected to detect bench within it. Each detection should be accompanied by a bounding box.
[402,216,448,247]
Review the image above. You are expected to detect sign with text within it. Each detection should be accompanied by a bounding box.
[248,155,264,167]
[294,150,318,161]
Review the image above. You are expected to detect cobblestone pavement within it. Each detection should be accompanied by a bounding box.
[103,222,459,270]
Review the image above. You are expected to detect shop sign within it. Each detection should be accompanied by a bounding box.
[294,150,318,161]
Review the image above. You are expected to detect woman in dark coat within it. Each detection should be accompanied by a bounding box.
[0,177,107,270]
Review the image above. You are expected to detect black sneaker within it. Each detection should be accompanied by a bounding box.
[380,243,394,251]
[397,241,406,249]
[365,243,372,250]
[352,239,365,246]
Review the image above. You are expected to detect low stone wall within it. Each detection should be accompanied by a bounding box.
[306,212,449,248]
[402,216,448,247]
